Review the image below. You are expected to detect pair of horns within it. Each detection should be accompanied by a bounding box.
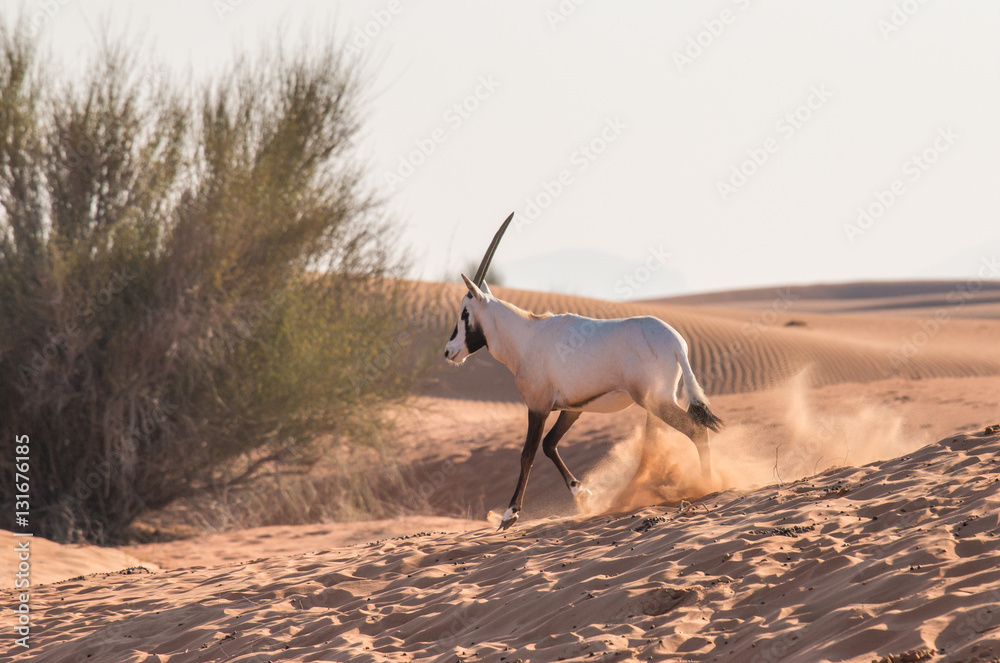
[471,211,514,287]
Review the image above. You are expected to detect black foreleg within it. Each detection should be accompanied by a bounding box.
[499,410,549,530]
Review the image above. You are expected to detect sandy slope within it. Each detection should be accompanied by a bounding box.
[13,426,1000,662]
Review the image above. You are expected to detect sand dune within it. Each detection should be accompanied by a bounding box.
[17,425,1000,662]
[647,280,1000,317]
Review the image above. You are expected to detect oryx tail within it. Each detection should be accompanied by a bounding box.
[676,349,723,433]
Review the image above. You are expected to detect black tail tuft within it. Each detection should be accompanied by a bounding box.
[689,401,724,433]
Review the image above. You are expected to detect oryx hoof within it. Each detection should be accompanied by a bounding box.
[498,507,519,531]
[571,482,593,502]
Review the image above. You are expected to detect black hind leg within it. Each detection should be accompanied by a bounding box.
[542,411,584,494]
[652,402,713,480]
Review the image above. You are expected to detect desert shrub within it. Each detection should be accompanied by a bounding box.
[0,20,424,543]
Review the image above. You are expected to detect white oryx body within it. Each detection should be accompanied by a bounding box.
[445,273,723,531]
[444,212,722,530]
[451,302,702,416]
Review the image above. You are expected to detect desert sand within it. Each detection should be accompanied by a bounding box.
[5,280,1000,662]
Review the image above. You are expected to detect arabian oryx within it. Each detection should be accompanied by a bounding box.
[444,213,724,531]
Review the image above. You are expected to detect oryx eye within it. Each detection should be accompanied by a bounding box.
[461,309,469,322]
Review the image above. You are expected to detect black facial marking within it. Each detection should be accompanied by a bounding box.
[449,325,458,341]
[463,312,488,354]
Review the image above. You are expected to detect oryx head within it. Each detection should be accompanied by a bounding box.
[443,212,513,364]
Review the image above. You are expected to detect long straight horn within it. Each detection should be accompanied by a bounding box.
[472,211,514,287]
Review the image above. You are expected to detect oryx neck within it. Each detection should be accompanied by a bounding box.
[480,298,536,375]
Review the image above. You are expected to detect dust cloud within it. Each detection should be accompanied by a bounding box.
[578,371,920,516]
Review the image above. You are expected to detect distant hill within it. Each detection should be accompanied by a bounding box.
[643,280,1000,317]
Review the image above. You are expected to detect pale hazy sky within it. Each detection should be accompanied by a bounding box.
[12,0,1000,298]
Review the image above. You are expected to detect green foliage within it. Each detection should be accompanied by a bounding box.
[0,19,420,543]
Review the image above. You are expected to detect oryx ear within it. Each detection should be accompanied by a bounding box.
[461,274,487,303]
[481,280,493,296]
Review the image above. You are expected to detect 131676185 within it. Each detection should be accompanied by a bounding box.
[14,434,30,530]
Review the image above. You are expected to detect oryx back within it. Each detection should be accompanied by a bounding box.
[521,314,696,415]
